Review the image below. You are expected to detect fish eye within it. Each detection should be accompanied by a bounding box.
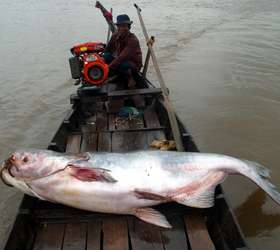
[22,156,29,163]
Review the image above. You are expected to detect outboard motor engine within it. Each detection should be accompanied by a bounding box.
[69,42,109,86]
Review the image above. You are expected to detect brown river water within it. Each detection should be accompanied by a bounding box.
[0,0,280,249]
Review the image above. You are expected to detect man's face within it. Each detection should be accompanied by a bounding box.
[117,24,129,34]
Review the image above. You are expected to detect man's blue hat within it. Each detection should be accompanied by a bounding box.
[115,14,133,25]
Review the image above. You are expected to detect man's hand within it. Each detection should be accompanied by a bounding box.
[95,1,101,8]
[104,12,113,21]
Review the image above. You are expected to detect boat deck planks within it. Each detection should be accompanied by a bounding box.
[66,134,82,154]
[108,87,162,97]
[103,217,129,250]
[128,218,164,250]
[108,114,116,131]
[63,223,87,250]
[184,211,215,250]
[112,131,148,152]
[29,94,216,250]
[96,112,108,131]
[87,220,102,250]
[81,133,98,152]
[160,216,189,250]
[144,106,161,128]
[98,132,112,152]
[33,223,65,250]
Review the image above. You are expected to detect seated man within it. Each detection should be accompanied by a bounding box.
[103,14,143,88]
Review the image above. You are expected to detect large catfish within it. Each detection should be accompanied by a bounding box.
[1,149,280,228]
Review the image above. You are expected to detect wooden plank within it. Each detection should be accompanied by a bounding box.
[87,220,102,250]
[215,196,246,249]
[108,88,162,97]
[184,211,215,250]
[108,99,124,113]
[104,127,164,133]
[108,114,116,131]
[161,216,189,250]
[81,133,98,152]
[98,132,112,152]
[128,217,164,250]
[132,95,146,108]
[129,116,145,130]
[103,217,129,250]
[66,134,82,153]
[144,107,161,128]
[33,223,65,250]
[206,217,229,250]
[146,130,166,148]
[62,223,87,250]
[82,115,97,133]
[115,117,130,130]
[96,112,108,131]
[112,131,147,152]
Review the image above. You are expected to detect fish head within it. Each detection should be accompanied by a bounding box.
[1,149,70,184]
[1,159,35,196]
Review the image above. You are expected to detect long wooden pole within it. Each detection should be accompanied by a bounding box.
[142,36,155,77]
[134,4,184,151]
[106,8,113,44]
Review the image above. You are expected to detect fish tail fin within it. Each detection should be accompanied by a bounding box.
[241,160,280,205]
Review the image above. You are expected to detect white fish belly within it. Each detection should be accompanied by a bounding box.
[28,171,171,214]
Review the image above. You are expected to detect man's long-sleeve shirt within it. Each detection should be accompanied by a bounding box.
[105,31,143,71]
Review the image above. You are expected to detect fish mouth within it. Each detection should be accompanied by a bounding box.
[0,158,15,187]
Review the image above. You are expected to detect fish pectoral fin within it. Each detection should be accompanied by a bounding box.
[173,187,216,208]
[133,207,172,228]
[68,165,117,183]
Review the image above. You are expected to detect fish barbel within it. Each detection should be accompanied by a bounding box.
[1,149,280,228]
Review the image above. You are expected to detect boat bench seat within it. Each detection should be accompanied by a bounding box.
[108,87,162,97]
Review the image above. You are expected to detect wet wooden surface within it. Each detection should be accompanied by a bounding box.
[128,218,164,250]
[87,221,102,250]
[103,218,129,250]
[63,223,87,250]
[33,223,65,250]
[31,97,216,249]
[184,211,215,250]
[161,216,189,250]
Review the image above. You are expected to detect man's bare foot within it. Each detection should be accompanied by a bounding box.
[128,77,136,89]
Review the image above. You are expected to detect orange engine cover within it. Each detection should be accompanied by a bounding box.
[71,42,105,55]
[83,54,109,85]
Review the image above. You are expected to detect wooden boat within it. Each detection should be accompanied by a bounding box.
[3,71,249,249]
